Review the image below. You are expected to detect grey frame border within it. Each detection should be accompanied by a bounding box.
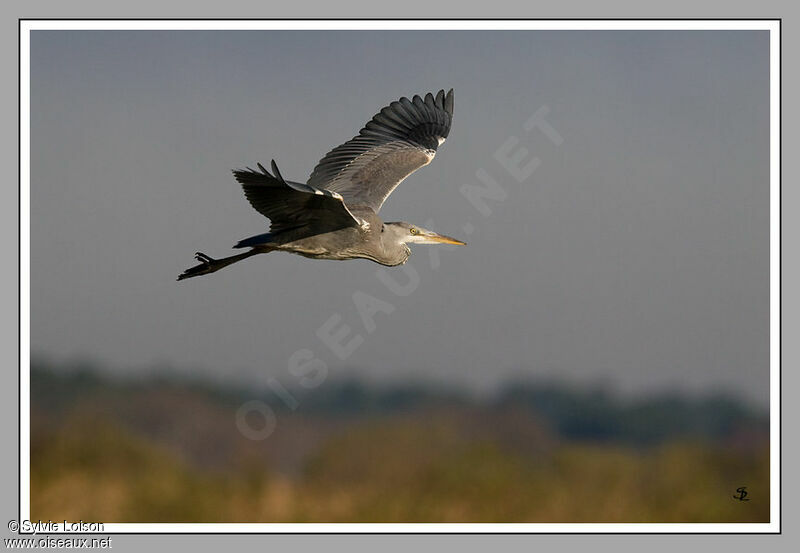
[16,17,782,536]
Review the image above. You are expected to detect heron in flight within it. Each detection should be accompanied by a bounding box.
[178,89,464,281]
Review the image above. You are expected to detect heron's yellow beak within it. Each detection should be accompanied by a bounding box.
[425,232,466,246]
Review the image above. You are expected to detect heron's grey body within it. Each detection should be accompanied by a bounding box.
[178,89,463,281]
[258,211,412,266]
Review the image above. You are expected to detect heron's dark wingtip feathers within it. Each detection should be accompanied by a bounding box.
[435,89,445,109]
[232,162,279,187]
[232,168,253,184]
[233,160,361,232]
[424,92,435,107]
[270,159,286,183]
[234,160,291,188]
[256,162,272,177]
[351,88,455,150]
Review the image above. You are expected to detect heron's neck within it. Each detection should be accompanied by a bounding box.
[384,243,411,266]
[376,233,411,266]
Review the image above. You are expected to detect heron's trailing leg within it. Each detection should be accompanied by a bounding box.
[177,248,266,281]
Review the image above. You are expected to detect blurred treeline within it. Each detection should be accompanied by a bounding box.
[30,359,769,523]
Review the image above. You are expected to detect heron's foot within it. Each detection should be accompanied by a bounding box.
[177,252,218,281]
[194,252,215,264]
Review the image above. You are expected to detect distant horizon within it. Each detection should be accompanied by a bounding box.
[30,351,768,413]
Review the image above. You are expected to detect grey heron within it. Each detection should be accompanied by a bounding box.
[178,89,464,281]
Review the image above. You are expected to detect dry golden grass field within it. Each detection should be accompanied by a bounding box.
[30,366,769,523]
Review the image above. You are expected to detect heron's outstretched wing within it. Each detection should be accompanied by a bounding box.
[233,160,361,234]
[307,89,454,213]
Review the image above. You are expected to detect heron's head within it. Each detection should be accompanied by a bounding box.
[383,222,466,247]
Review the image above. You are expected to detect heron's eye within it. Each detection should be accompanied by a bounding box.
[410,227,418,235]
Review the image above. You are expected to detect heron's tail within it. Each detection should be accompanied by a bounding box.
[177,249,266,281]
[234,232,274,249]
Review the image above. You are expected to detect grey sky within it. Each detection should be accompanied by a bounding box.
[30,30,770,406]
